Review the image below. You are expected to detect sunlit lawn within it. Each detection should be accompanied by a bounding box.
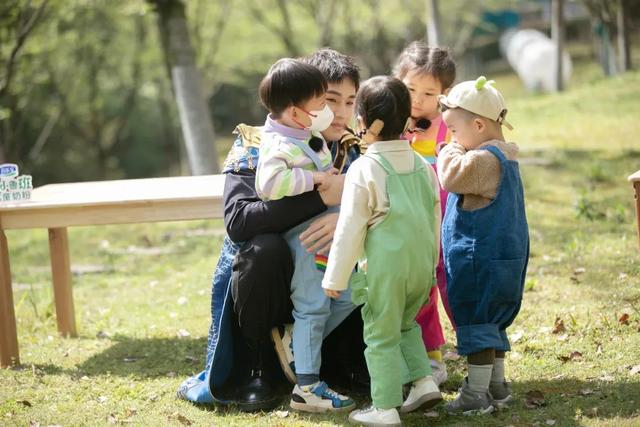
[1,69,640,426]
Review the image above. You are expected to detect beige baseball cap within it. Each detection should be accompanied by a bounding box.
[438,76,513,130]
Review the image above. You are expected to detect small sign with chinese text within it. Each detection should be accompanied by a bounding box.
[0,164,32,203]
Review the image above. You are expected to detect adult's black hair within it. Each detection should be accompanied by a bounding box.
[356,76,411,140]
[258,58,328,117]
[303,48,360,90]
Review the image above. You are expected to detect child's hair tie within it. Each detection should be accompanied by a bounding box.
[359,119,384,144]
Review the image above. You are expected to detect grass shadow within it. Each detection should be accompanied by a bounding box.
[76,335,207,378]
[182,377,640,427]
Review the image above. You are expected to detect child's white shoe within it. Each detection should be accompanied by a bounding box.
[348,405,401,426]
[290,381,355,413]
[430,359,448,386]
[400,375,443,413]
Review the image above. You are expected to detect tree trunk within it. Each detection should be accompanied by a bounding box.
[617,0,631,72]
[552,0,564,91]
[153,0,219,175]
[426,0,440,46]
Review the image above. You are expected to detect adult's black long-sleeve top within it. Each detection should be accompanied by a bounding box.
[223,169,327,243]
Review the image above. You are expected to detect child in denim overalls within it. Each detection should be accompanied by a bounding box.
[437,76,529,415]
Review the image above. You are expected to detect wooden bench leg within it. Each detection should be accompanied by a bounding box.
[635,182,640,251]
[48,228,77,337]
[0,229,19,367]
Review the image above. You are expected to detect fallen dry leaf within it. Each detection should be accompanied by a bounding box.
[524,390,546,408]
[168,412,192,426]
[586,407,599,418]
[274,411,289,418]
[560,351,582,361]
[96,330,111,339]
[546,419,557,426]
[599,374,614,382]
[510,330,524,343]
[580,388,594,396]
[444,351,460,361]
[552,317,565,334]
[574,267,586,275]
[123,408,137,419]
[619,313,630,325]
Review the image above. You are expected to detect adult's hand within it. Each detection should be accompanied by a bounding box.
[318,174,344,207]
[300,212,339,254]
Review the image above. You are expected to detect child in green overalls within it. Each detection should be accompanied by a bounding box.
[322,76,443,426]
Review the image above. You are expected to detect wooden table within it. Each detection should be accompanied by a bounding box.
[0,175,225,367]
[630,171,640,251]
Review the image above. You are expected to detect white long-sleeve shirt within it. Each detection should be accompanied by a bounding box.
[322,140,441,291]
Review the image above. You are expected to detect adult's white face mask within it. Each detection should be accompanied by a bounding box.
[303,104,334,132]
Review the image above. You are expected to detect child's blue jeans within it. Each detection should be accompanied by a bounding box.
[283,207,355,379]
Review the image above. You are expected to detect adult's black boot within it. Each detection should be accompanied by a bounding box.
[237,342,280,412]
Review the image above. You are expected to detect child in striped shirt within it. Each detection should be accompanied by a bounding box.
[255,58,357,413]
[256,59,337,201]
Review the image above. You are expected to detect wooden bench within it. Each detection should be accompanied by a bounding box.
[0,175,225,367]
[630,171,640,251]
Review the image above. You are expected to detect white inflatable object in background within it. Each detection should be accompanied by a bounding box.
[500,28,572,92]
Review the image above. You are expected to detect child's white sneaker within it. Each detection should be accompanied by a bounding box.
[489,380,513,409]
[444,377,495,415]
[290,381,355,413]
[400,375,443,413]
[430,359,448,386]
[348,405,401,426]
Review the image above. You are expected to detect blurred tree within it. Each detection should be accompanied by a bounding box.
[617,0,631,72]
[426,0,441,46]
[150,0,219,174]
[298,0,339,47]
[0,0,48,164]
[2,0,541,184]
[247,0,301,57]
[583,0,622,75]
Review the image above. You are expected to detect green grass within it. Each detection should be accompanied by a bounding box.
[2,70,640,426]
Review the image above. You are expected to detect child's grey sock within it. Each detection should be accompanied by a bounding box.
[467,364,493,393]
[491,357,505,383]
